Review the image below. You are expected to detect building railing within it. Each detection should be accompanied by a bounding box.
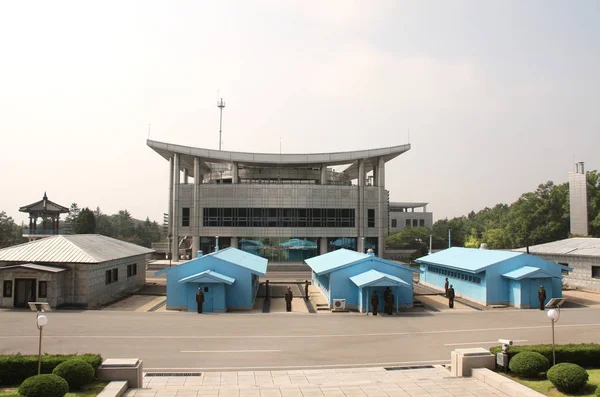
[22,228,67,235]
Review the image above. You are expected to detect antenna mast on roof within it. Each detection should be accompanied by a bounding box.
[217,97,226,150]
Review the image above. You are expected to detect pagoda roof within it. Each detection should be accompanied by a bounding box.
[19,192,70,214]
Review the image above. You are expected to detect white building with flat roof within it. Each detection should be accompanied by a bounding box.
[389,202,433,232]
[147,139,411,262]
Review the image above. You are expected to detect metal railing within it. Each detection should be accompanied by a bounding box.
[22,228,67,235]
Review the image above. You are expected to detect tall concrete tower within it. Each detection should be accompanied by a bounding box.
[569,161,589,236]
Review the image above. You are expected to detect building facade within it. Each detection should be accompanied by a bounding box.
[0,235,154,309]
[514,238,600,291]
[416,247,567,308]
[147,140,410,262]
[569,162,589,236]
[389,202,433,232]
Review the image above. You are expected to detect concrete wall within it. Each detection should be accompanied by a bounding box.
[162,255,258,311]
[312,272,330,303]
[534,253,600,291]
[389,211,433,232]
[327,258,414,310]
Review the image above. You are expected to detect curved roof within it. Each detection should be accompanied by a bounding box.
[147,139,410,179]
[19,192,69,214]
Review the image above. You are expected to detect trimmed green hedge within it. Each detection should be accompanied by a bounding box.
[52,359,95,390]
[547,363,589,393]
[18,374,69,397]
[0,353,102,386]
[490,344,600,368]
[508,351,549,377]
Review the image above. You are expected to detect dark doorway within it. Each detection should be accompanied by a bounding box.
[14,279,36,308]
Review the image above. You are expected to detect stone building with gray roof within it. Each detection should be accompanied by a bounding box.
[0,234,154,309]
[514,237,600,291]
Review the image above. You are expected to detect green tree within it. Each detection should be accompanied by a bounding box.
[94,207,115,237]
[0,211,26,248]
[387,227,432,249]
[75,207,96,234]
[64,203,80,234]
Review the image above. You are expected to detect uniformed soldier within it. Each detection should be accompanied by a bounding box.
[388,292,395,315]
[448,285,455,309]
[304,280,309,301]
[265,280,270,300]
[444,278,449,297]
[285,286,293,312]
[538,285,547,310]
[371,291,379,316]
[196,287,204,314]
[384,287,391,315]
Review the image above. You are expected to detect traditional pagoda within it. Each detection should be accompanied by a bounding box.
[19,192,70,240]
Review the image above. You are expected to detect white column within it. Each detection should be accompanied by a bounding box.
[172,153,180,262]
[320,237,328,255]
[377,157,385,257]
[232,162,239,184]
[168,156,174,258]
[192,157,201,256]
[320,164,328,185]
[231,237,239,248]
[357,160,365,253]
[183,168,189,184]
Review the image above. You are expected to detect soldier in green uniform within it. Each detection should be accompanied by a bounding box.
[196,287,204,314]
[285,286,293,312]
[371,291,379,316]
[538,285,547,310]
[384,287,391,315]
[447,285,455,309]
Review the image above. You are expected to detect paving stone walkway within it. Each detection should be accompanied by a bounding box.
[124,366,509,397]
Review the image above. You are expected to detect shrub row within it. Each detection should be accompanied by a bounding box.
[490,343,600,368]
[0,353,102,386]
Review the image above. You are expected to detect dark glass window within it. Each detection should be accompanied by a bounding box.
[182,207,190,227]
[419,219,425,227]
[201,207,355,228]
[112,268,119,282]
[391,219,397,228]
[38,281,47,298]
[368,209,375,228]
[3,280,12,297]
[405,219,411,227]
[592,266,600,279]
[133,263,137,276]
[105,270,112,285]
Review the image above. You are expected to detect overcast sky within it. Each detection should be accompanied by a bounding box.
[1,1,599,225]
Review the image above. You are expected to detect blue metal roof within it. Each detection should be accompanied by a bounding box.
[350,270,411,289]
[178,270,236,285]
[415,247,523,272]
[210,247,268,275]
[305,248,370,274]
[502,266,555,280]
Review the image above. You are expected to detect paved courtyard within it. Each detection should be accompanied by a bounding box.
[125,366,508,397]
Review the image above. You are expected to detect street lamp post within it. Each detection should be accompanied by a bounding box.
[545,298,567,366]
[28,302,51,375]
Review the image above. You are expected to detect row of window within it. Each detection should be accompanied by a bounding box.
[428,265,482,284]
[2,280,47,298]
[199,208,360,228]
[105,264,138,285]
[390,218,426,228]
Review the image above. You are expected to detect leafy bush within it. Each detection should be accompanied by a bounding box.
[508,351,549,377]
[0,353,102,386]
[547,363,589,393]
[490,343,600,368]
[52,359,95,390]
[595,384,600,397]
[18,374,69,397]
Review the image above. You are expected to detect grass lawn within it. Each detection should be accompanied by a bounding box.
[504,369,600,396]
[0,380,107,397]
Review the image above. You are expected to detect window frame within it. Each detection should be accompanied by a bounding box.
[38,281,48,298]
[3,280,12,298]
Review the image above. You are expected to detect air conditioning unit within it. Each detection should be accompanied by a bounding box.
[332,299,346,311]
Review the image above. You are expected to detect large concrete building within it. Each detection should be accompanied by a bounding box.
[389,202,433,232]
[147,139,410,262]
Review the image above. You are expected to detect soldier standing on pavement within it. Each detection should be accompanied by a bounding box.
[447,285,455,309]
[285,286,293,312]
[371,291,379,316]
[444,278,449,297]
[196,287,204,314]
[384,287,391,315]
[538,285,547,310]
[305,280,309,301]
